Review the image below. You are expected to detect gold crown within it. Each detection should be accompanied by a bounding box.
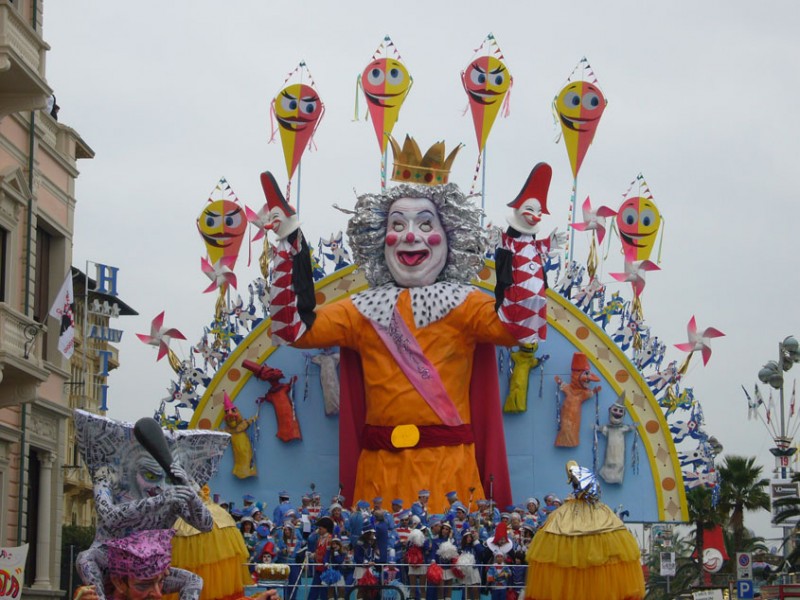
[389,135,462,186]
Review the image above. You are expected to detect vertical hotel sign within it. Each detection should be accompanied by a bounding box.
[87,263,124,411]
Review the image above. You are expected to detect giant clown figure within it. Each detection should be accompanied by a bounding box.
[261,136,565,513]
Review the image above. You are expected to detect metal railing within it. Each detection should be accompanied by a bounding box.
[247,560,527,600]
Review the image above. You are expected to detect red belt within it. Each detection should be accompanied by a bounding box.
[362,424,474,452]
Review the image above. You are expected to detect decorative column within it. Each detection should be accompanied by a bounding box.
[32,450,54,589]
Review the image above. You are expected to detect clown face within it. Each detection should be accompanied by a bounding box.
[384,198,447,287]
[509,198,543,234]
[265,205,299,240]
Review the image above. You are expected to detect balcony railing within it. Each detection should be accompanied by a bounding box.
[0,301,48,392]
[0,1,51,118]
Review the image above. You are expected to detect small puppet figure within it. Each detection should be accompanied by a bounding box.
[221,393,258,478]
[243,360,302,442]
[311,349,341,416]
[554,353,601,447]
[503,344,541,413]
[596,396,635,484]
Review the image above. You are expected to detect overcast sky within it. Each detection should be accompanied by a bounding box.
[42,1,800,542]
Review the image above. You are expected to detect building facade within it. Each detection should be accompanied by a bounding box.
[1,1,93,598]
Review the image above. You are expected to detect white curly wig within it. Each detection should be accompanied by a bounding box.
[346,183,487,287]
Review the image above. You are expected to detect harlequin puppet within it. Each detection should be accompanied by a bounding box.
[263,136,566,513]
[495,163,566,345]
[554,353,601,447]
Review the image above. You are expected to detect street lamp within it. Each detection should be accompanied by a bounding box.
[758,335,800,474]
[758,336,800,558]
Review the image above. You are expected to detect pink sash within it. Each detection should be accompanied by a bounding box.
[371,308,463,427]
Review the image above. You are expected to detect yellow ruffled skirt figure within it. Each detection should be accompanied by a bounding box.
[169,486,252,600]
[524,461,644,600]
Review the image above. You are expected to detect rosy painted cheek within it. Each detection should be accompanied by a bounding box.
[385,233,399,247]
[427,233,443,246]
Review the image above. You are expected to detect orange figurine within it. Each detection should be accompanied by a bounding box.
[554,353,600,447]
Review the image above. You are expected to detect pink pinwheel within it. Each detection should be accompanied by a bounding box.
[136,311,186,361]
[610,257,660,298]
[570,196,617,244]
[674,316,724,366]
[201,256,237,293]
[245,204,272,242]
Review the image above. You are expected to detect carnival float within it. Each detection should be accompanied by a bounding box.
[134,35,727,527]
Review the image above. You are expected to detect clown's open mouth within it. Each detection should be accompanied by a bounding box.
[397,250,429,266]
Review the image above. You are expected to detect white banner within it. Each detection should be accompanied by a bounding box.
[0,544,29,599]
[48,271,76,359]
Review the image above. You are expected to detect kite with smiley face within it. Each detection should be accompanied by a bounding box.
[271,82,325,181]
[554,79,607,179]
[360,40,412,155]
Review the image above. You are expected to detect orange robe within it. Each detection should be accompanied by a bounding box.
[296,288,516,514]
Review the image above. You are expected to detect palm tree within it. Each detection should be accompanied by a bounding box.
[717,455,771,553]
[687,485,725,581]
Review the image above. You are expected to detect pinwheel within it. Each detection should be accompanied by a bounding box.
[674,316,724,366]
[201,256,237,293]
[571,196,617,245]
[136,311,186,361]
[245,204,272,242]
[570,195,617,278]
[610,255,660,299]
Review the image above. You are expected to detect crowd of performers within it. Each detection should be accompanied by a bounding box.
[228,488,568,600]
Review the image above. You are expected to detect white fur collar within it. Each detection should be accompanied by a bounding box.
[351,282,471,329]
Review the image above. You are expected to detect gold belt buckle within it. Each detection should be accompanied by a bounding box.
[391,424,420,448]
